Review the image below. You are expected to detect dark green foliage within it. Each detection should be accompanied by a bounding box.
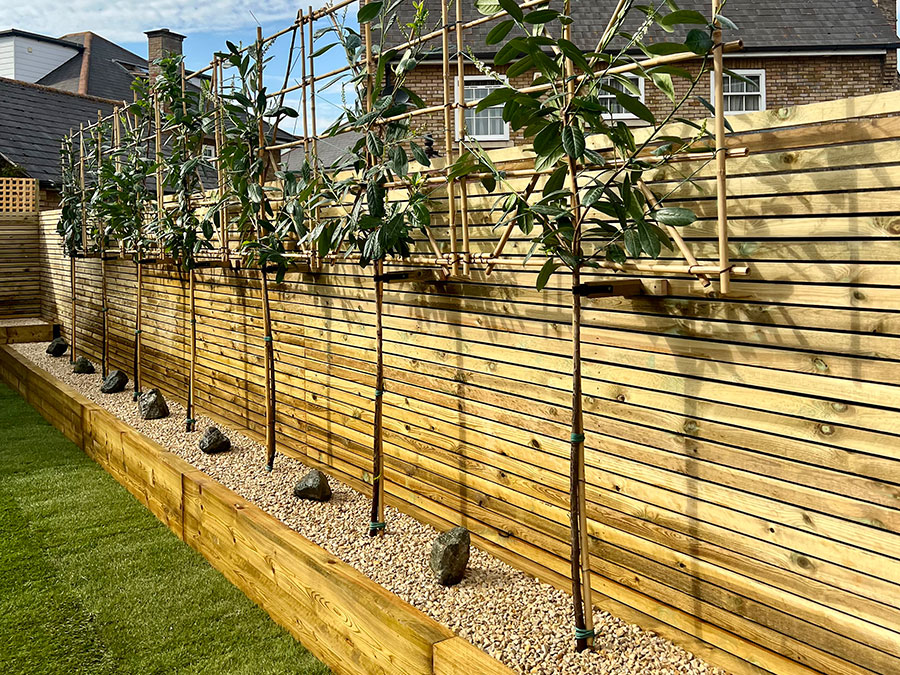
[57,135,82,257]
[153,55,220,270]
[299,0,438,269]
[450,2,738,288]
[217,40,312,281]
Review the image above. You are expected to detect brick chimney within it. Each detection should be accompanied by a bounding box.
[145,28,185,81]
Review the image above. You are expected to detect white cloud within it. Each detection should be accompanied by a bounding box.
[2,0,334,43]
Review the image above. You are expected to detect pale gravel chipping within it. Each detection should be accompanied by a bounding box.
[12,342,730,675]
[0,318,50,326]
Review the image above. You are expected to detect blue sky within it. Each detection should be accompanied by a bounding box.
[3,0,357,130]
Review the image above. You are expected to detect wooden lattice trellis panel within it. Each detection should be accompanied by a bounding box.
[0,177,38,213]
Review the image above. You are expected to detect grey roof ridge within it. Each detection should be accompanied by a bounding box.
[0,28,83,50]
[0,77,127,106]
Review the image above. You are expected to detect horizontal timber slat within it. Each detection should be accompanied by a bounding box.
[25,92,900,675]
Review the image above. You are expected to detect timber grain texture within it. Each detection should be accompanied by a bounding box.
[0,212,41,319]
[33,92,900,675]
[0,346,513,675]
[0,320,52,345]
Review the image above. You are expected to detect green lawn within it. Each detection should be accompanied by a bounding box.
[0,380,329,675]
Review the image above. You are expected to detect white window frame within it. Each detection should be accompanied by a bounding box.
[599,74,645,120]
[712,68,766,115]
[202,144,216,160]
[455,75,510,142]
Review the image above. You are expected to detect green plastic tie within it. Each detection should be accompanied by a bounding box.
[574,627,595,640]
[186,418,196,424]
[134,329,142,335]
[570,432,585,444]
[263,335,273,342]
[374,389,384,398]
[369,521,386,531]
[101,307,109,313]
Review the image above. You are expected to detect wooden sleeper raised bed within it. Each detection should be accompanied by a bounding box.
[0,345,513,675]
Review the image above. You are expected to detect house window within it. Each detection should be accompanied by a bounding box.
[599,75,645,120]
[460,77,509,142]
[715,69,766,114]
[202,144,216,160]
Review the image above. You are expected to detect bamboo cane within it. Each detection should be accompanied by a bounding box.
[637,180,711,288]
[181,1,354,81]
[308,4,322,260]
[300,9,310,162]
[441,1,459,276]
[455,0,470,276]
[484,172,541,275]
[712,8,730,294]
[215,58,229,260]
[458,40,742,108]
[385,0,550,56]
[256,26,278,472]
[309,6,319,168]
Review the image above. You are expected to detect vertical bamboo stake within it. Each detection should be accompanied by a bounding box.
[440,1,458,276]
[79,125,87,257]
[257,26,278,472]
[563,0,593,652]
[299,9,309,161]
[215,58,229,259]
[308,6,321,244]
[362,0,385,537]
[308,6,319,169]
[712,2,730,295]
[455,0,470,276]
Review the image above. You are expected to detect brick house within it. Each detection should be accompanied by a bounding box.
[0,28,291,201]
[392,0,899,149]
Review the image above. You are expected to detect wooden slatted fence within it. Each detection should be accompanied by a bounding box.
[31,92,900,675]
[0,177,41,318]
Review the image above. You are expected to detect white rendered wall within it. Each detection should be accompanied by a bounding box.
[10,36,78,83]
[0,38,15,79]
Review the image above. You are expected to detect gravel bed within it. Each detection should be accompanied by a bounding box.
[0,317,49,326]
[12,343,728,675]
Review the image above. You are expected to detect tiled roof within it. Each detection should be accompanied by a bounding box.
[38,32,146,103]
[391,0,899,55]
[0,78,115,186]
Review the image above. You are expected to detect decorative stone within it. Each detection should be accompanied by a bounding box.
[46,337,68,357]
[199,426,231,454]
[430,526,470,586]
[138,388,169,420]
[72,356,95,374]
[293,469,332,502]
[100,369,128,394]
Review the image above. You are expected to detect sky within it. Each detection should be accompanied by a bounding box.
[3,0,359,131]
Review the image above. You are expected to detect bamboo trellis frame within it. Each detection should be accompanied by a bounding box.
[63,0,743,651]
